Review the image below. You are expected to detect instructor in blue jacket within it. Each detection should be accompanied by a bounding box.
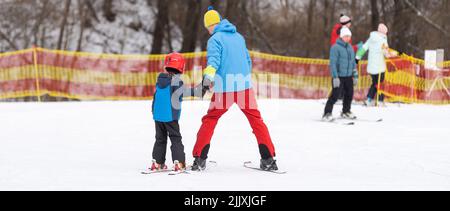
[191,7,278,172]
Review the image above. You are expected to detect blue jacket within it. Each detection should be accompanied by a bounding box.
[152,73,184,123]
[207,19,252,93]
[329,38,357,78]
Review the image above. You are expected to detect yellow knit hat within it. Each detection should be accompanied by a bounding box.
[204,7,221,28]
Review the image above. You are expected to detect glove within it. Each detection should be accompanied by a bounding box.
[355,58,360,65]
[190,77,214,98]
[332,78,340,88]
[353,69,358,87]
[202,77,214,91]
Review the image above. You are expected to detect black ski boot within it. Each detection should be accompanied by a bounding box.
[191,157,206,171]
[260,157,278,171]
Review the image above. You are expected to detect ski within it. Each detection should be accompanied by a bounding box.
[142,161,218,175]
[243,161,287,174]
[317,119,355,125]
[187,161,218,173]
[168,170,190,176]
[356,118,383,123]
[333,119,356,125]
[141,169,172,175]
[338,117,383,123]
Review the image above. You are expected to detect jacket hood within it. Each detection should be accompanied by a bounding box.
[371,31,387,39]
[213,19,237,34]
[336,38,349,47]
[157,73,172,88]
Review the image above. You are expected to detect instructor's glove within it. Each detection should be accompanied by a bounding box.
[332,78,340,88]
[202,77,214,92]
[191,77,214,98]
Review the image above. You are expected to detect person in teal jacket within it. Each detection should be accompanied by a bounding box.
[323,27,358,122]
[191,7,278,172]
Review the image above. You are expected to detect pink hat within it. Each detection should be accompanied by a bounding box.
[378,23,388,35]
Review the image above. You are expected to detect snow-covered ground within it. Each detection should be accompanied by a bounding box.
[0,100,449,191]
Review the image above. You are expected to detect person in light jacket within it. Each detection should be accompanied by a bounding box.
[356,23,398,106]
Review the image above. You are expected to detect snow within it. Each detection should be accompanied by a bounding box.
[1,100,450,191]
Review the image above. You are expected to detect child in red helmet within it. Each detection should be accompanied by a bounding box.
[150,52,187,172]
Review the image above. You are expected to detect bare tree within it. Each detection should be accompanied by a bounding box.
[57,0,72,50]
[181,0,202,53]
[103,0,116,22]
[306,0,316,57]
[151,0,169,54]
[77,0,87,51]
[370,0,380,30]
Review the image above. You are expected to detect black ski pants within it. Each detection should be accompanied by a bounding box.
[324,77,354,114]
[152,121,185,164]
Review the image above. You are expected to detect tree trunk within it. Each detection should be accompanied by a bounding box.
[181,0,202,53]
[225,0,239,23]
[351,0,357,18]
[209,0,221,10]
[32,0,50,47]
[322,0,337,57]
[103,0,116,22]
[151,0,169,54]
[306,0,316,57]
[57,0,72,50]
[166,20,173,52]
[381,0,387,23]
[392,0,412,54]
[370,0,380,31]
[77,0,87,51]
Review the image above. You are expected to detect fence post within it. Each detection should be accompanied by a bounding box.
[32,45,42,102]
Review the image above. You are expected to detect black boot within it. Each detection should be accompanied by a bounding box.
[191,157,206,171]
[260,157,278,171]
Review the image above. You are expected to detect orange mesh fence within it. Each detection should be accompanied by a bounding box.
[0,47,449,104]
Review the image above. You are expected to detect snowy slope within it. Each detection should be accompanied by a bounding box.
[0,100,450,191]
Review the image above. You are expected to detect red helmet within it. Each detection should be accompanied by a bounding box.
[164,52,185,74]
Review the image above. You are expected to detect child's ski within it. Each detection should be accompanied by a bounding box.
[142,161,218,175]
[168,170,190,176]
[243,161,287,174]
[141,169,172,175]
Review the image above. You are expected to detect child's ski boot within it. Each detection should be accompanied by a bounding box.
[150,159,168,172]
[173,160,186,172]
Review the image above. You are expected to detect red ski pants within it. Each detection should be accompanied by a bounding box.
[193,89,276,159]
